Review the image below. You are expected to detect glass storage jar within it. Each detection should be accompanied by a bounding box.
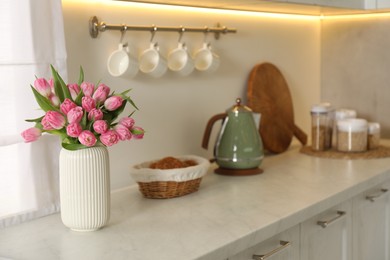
[337,118,368,152]
[311,103,333,151]
[367,122,380,150]
[332,109,357,148]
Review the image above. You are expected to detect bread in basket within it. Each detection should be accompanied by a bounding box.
[129,155,210,199]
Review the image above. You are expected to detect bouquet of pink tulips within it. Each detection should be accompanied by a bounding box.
[21,66,144,150]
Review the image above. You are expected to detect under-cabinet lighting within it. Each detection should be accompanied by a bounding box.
[62,0,319,20]
[63,0,390,20]
[322,12,390,20]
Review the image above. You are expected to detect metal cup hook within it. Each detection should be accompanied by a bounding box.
[178,26,185,43]
[119,27,128,47]
[203,27,210,43]
[150,26,157,42]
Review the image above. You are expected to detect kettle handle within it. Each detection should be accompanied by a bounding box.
[202,113,228,150]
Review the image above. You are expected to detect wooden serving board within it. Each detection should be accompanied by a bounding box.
[247,62,307,153]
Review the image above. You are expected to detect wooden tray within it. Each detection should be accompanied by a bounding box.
[300,145,390,159]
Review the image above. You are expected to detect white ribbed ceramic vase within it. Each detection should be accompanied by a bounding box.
[59,146,110,232]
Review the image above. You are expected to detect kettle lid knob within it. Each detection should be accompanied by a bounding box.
[231,97,252,113]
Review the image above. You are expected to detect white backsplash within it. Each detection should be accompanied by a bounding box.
[321,15,390,137]
[62,0,320,190]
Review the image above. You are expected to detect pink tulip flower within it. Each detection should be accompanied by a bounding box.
[88,108,103,121]
[41,116,54,130]
[104,96,123,111]
[78,130,97,147]
[48,78,54,92]
[67,106,84,124]
[119,117,135,129]
[43,111,66,130]
[34,78,52,97]
[49,94,60,107]
[100,130,119,146]
[82,96,96,112]
[115,125,132,141]
[67,83,80,100]
[92,84,110,103]
[80,82,95,97]
[93,120,108,134]
[60,98,77,115]
[130,126,145,139]
[66,123,83,138]
[21,127,42,143]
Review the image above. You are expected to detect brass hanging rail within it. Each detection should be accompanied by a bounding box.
[89,16,237,40]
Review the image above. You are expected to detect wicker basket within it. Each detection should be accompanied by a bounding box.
[137,178,202,199]
[130,155,210,199]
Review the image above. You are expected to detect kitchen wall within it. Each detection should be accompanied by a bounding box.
[62,0,321,190]
[321,14,390,137]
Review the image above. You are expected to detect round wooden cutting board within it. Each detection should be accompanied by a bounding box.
[247,62,307,153]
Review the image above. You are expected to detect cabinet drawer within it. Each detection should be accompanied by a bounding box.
[300,201,352,260]
[228,225,300,260]
[352,181,390,260]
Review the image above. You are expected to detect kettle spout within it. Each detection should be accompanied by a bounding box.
[252,112,261,130]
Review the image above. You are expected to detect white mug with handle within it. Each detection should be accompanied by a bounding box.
[167,42,194,76]
[107,43,138,78]
[193,42,220,73]
[139,42,167,78]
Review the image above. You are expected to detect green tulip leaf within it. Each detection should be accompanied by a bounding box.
[120,89,131,96]
[34,122,43,130]
[125,96,139,110]
[78,66,84,85]
[107,101,127,123]
[50,65,72,102]
[30,86,57,112]
[50,65,64,102]
[80,111,88,129]
[131,128,145,135]
[62,143,89,151]
[128,110,136,117]
[25,116,44,123]
[74,89,84,106]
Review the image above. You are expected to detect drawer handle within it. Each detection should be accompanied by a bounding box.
[366,188,388,202]
[317,211,346,228]
[252,240,291,260]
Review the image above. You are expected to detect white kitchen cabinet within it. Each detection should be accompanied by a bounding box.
[228,225,300,260]
[284,0,390,9]
[378,0,390,8]
[300,201,353,260]
[278,0,390,9]
[127,0,390,14]
[285,0,315,4]
[227,182,390,260]
[352,182,390,260]
[318,0,379,9]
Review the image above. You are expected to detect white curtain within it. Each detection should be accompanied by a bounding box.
[0,0,67,228]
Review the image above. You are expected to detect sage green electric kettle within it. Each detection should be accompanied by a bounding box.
[202,98,264,174]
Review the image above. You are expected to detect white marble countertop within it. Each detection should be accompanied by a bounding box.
[2,144,390,260]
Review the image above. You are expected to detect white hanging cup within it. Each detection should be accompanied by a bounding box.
[107,43,138,78]
[167,42,194,76]
[193,42,220,73]
[139,42,167,78]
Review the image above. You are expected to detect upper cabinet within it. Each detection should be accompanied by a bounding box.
[125,0,390,15]
[378,0,390,8]
[286,0,390,9]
